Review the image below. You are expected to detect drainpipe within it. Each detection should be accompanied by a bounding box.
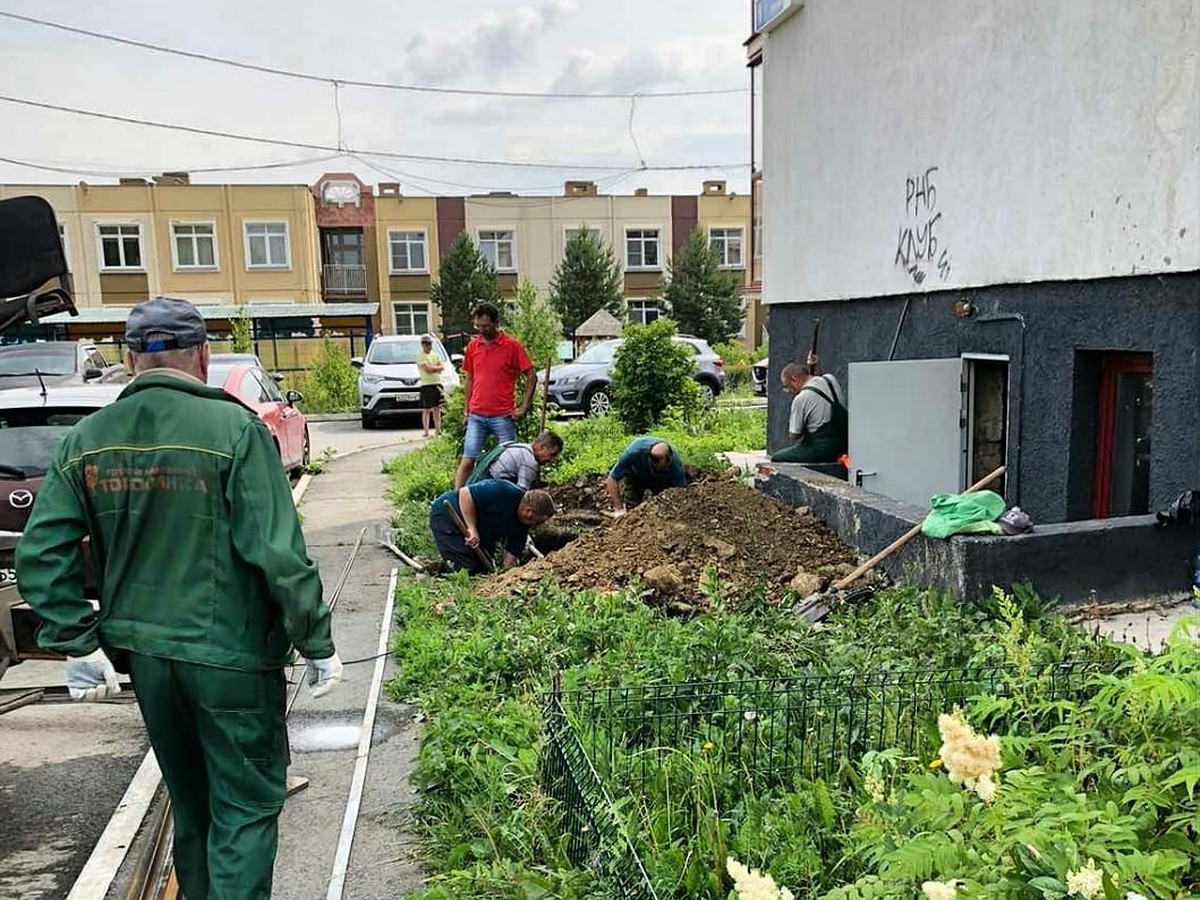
[975,311,1026,507]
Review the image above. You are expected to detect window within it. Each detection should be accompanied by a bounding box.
[477,230,515,271]
[244,222,290,269]
[565,227,601,246]
[393,303,431,336]
[253,369,284,403]
[628,299,661,325]
[236,371,268,406]
[172,222,217,270]
[97,224,143,270]
[625,229,660,269]
[388,231,428,273]
[710,227,744,268]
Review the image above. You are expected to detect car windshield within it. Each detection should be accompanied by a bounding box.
[574,341,618,365]
[0,345,75,376]
[367,342,422,365]
[0,408,96,476]
[206,364,235,387]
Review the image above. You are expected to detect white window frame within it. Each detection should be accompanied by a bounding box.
[95,222,144,272]
[393,302,432,336]
[387,229,429,274]
[709,225,745,269]
[477,228,516,272]
[243,221,291,270]
[627,298,662,326]
[563,225,603,251]
[624,227,662,271]
[170,221,219,271]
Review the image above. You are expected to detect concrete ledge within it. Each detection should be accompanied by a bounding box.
[756,463,1194,606]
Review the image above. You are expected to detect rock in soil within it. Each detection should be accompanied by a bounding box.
[484,479,856,606]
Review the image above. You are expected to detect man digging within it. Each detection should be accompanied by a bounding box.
[605,436,687,518]
[429,479,556,574]
[467,430,564,490]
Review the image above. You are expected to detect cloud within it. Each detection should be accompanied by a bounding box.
[550,39,738,95]
[400,1,574,83]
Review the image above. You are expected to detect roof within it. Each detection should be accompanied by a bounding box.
[41,301,380,325]
[575,308,625,338]
[0,383,123,409]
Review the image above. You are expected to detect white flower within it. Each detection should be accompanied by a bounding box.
[937,709,1002,790]
[727,857,794,900]
[1066,858,1104,899]
[974,773,997,804]
[863,770,886,803]
[1125,893,1148,900]
[922,881,958,900]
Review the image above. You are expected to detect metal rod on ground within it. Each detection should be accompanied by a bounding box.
[526,537,544,559]
[380,540,425,571]
[287,526,366,716]
[442,502,494,574]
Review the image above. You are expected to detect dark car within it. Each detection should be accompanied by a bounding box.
[546,335,726,416]
[0,340,127,390]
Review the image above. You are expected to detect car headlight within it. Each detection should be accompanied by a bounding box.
[361,374,384,386]
[557,374,580,386]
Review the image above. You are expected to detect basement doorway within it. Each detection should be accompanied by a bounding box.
[1093,353,1152,518]
[963,355,1009,498]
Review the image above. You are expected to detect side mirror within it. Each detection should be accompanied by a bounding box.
[270,372,284,384]
[350,357,364,369]
[82,367,103,381]
[285,389,304,406]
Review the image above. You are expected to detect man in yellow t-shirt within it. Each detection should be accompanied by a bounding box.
[416,335,444,437]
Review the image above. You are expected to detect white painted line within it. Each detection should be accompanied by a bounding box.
[325,566,398,900]
[291,472,314,506]
[66,749,162,900]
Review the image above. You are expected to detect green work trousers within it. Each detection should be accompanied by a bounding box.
[128,653,288,900]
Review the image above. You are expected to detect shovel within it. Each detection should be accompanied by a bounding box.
[442,502,495,574]
[793,465,1006,623]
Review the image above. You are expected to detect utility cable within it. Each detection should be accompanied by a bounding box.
[0,9,747,100]
[0,93,749,172]
[0,152,344,178]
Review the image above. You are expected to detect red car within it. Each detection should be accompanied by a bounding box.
[207,362,310,475]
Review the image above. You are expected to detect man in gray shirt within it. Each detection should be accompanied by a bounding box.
[470,430,564,490]
[771,354,848,463]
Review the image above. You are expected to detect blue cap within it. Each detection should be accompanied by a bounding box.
[125,297,207,353]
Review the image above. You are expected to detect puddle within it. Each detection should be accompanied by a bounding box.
[288,722,361,753]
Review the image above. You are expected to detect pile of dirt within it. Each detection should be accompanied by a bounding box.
[484,479,858,607]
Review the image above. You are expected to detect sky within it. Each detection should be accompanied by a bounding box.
[0,1,753,197]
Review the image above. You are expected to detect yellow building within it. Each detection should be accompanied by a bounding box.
[369,184,441,336]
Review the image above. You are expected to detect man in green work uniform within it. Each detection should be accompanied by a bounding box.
[771,354,849,464]
[15,297,342,900]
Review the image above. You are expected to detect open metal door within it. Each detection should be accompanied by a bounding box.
[848,358,966,510]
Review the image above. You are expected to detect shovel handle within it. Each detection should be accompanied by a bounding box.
[832,465,1006,591]
[443,501,494,574]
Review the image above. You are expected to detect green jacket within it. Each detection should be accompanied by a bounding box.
[14,370,334,671]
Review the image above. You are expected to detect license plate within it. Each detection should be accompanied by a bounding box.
[392,392,419,402]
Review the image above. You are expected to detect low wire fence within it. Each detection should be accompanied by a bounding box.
[540,662,1112,899]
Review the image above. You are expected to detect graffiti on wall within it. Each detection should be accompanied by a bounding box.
[894,166,952,285]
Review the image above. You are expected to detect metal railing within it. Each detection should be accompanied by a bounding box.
[322,264,367,295]
[540,661,1115,898]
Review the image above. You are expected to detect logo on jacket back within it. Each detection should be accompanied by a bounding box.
[8,490,33,509]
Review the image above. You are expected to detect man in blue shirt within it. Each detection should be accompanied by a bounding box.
[429,478,556,574]
[605,436,688,517]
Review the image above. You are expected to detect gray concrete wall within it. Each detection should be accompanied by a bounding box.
[766,272,1200,525]
[758,464,1197,607]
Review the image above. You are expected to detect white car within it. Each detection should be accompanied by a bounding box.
[351,335,460,430]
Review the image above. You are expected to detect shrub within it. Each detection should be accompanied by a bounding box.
[611,318,695,434]
[714,340,757,392]
[287,337,359,413]
[230,306,253,354]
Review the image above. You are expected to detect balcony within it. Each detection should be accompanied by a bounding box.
[322,264,367,297]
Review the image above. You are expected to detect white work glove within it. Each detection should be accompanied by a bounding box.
[304,653,343,699]
[64,648,122,702]
[611,508,627,519]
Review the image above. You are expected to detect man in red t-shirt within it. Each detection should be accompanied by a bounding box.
[454,301,537,488]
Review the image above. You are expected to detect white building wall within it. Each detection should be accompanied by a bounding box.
[762,0,1200,304]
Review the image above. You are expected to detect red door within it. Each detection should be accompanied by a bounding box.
[1092,353,1153,518]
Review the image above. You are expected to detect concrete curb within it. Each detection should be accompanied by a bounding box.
[295,435,427,507]
[304,412,361,422]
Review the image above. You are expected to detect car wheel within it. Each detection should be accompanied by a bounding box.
[697,379,717,406]
[583,385,612,417]
[361,411,377,430]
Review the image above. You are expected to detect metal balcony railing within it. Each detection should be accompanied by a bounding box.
[322,264,367,295]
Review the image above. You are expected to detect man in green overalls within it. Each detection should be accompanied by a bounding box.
[15,297,342,900]
[770,354,849,463]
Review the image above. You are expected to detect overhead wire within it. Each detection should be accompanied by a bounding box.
[0,9,748,100]
[0,93,749,173]
[0,152,345,178]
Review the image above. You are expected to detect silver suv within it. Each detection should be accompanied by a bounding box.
[547,335,725,416]
[352,335,460,429]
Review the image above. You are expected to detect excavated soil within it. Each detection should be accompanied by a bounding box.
[485,478,858,608]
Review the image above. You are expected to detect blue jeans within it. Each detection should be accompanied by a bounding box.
[464,413,515,459]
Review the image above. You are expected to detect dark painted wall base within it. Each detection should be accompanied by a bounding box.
[765,272,1200,525]
[758,463,1195,607]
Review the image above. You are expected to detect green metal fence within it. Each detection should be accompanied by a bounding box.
[540,662,1110,898]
